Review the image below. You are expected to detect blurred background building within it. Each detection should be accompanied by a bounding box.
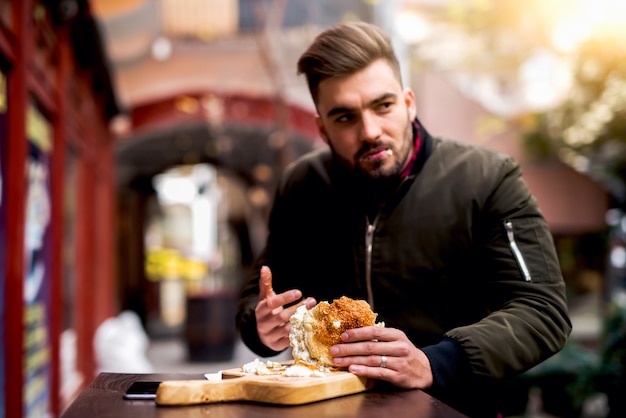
[1,0,625,417]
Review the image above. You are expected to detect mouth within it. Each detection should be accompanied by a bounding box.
[360,147,392,163]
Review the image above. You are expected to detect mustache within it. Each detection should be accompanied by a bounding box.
[355,141,391,160]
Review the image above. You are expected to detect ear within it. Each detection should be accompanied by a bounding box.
[316,115,330,144]
[404,88,417,121]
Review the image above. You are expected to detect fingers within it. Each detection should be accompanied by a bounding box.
[258,266,310,311]
[333,353,392,368]
[332,345,407,388]
[329,327,404,369]
[330,339,390,359]
[328,328,433,390]
[257,296,302,328]
[269,289,305,310]
[305,297,318,309]
[255,265,308,351]
[259,265,274,299]
[340,325,393,343]
[255,301,292,351]
[342,349,433,390]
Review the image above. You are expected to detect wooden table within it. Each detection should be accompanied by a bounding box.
[60,372,469,418]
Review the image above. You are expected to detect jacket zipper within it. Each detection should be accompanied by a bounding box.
[504,220,532,282]
[365,217,377,308]
[363,178,410,308]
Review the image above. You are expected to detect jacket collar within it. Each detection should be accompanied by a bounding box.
[407,118,433,179]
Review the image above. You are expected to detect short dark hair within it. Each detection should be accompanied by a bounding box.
[297,21,403,104]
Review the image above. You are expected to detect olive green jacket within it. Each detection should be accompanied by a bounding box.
[237,123,571,416]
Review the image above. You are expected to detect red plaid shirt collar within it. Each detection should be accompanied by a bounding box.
[400,120,422,178]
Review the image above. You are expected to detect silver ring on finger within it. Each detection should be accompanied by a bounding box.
[380,355,388,368]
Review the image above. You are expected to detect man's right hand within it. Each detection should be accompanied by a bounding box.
[255,265,316,351]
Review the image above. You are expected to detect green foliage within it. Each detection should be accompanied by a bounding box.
[533,34,626,203]
[439,0,626,203]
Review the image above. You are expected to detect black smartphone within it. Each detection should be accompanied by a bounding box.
[123,381,161,400]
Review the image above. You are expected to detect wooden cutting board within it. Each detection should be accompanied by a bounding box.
[155,364,368,406]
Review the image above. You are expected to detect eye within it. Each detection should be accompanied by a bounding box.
[335,113,355,123]
[377,101,393,112]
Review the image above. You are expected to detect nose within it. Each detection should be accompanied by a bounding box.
[359,112,382,142]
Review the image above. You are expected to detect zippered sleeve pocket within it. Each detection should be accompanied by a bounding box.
[504,220,532,282]
[494,218,560,283]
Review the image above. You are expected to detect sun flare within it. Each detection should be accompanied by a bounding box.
[552,0,626,52]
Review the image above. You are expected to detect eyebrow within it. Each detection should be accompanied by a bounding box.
[325,92,397,119]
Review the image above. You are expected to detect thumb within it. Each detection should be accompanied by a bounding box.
[259,265,274,299]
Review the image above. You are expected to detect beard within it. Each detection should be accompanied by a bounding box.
[328,116,415,208]
[357,147,404,180]
[352,115,414,181]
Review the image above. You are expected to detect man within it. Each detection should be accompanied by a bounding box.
[236,21,571,417]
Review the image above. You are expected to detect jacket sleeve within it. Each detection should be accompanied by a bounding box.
[444,156,572,380]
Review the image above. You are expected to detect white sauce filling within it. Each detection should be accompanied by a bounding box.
[240,357,330,378]
[288,305,313,363]
[282,365,327,378]
[241,358,271,375]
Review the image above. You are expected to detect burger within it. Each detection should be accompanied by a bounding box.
[288,296,382,368]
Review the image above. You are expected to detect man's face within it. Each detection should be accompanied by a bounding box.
[315,59,417,179]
